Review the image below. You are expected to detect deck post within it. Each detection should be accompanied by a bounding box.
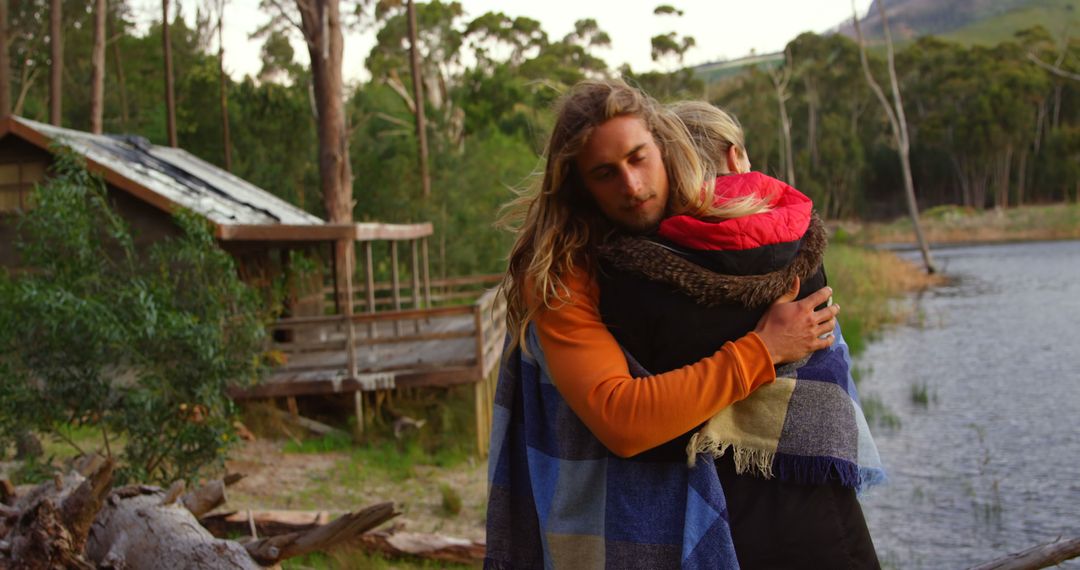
[329,241,341,315]
[472,304,490,457]
[364,241,377,339]
[410,239,422,333]
[421,237,432,313]
[353,390,364,439]
[390,240,402,336]
[339,239,358,381]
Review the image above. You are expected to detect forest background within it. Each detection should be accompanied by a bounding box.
[5,0,1079,281]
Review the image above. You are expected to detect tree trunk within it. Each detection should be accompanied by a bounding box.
[218,7,232,171]
[407,0,431,199]
[299,0,352,225]
[853,0,936,273]
[805,76,819,169]
[780,97,794,187]
[162,0,177,147]
[90,0,106,134]
[1016,149,1028,207]
[0,0,11,118]
[12,65,37,116]
[49,0,62,125]
[995,145,1013,209]
[1052,82,1062,130]
[769,55,795,186]
[297,0,355,347]
[112,31,129,130]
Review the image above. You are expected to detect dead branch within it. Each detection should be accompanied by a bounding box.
[58,458,114,553]
[969,536,1080,570]
[181,479,226,518]
[268,406,347,438]
[244,502,398,566]
[385,69,417,115]
[159,480,186,506]
[0,480,13,506]
[1027,52,1080,82]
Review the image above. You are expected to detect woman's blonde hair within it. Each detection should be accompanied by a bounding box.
[668,100,773,220]
[499,81,766,347]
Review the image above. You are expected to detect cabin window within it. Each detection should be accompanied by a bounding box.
[0,161,46,213]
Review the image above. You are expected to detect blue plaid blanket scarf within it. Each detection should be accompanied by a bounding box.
[484,323,885,569]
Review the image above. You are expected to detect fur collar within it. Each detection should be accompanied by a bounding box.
[598,213,828,308]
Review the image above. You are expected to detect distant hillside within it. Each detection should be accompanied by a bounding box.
[693,0,1079,85]
[691,52,783,84]
[836,0,1079,45]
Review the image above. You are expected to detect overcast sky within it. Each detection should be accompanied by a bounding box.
[127,0,875,83]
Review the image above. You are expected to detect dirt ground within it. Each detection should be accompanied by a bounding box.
[223,439,489,543]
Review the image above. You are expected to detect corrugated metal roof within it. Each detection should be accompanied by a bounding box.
[15,116,325,227]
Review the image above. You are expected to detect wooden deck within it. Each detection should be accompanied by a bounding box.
[228,282,506,454]
[231,287,505,400]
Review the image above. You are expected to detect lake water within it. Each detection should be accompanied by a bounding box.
[857,240,1080,569]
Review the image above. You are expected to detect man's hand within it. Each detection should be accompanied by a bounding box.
[753,277,839,365]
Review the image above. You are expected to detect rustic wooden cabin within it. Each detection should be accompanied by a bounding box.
[0,116,505,453]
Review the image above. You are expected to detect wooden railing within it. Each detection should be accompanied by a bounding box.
[267,284,506,390]
[321,273,503,312]
[261,281,507,456]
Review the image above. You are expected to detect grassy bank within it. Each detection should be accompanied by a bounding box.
[852,203,1080,246]
[824,243,940,357]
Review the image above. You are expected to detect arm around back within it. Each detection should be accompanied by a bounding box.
[532,268,776,458]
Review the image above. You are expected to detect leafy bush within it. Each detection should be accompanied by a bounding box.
[0,151,267,484]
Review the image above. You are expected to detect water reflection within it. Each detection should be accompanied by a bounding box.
[857,240,1080,569]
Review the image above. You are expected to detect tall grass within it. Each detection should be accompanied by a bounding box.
[824,243,937,356]
[859,203,1080,246]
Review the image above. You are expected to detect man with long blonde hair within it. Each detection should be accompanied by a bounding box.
[485,80,840,569]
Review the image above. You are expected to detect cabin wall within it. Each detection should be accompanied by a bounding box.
[0,135,327,321]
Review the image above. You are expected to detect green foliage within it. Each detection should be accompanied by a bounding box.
[283,431,354,454]
[910,380,937,407]
[5,0,1078,290]
[0,152,267,484]
[824,243,933,356]
[861,393,901,432]
[439,483,463,517]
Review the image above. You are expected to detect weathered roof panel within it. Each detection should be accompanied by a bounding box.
[14,116,325,227]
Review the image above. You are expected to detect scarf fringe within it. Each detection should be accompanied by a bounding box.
[687,433,775,479]
[689,433,877,489]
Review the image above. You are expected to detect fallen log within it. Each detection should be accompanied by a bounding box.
[199,510,485,565]
[268,407,347,438]
[969,536,1080,570]
[358,530,486,565]
[200,509,334,537]
[4,459,113,570]
[2,464,397,569]
[85,486,262,569]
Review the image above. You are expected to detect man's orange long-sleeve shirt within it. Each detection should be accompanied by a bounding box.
[531,268,777,458]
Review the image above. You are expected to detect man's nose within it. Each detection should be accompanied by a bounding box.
[618,166,644,197]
